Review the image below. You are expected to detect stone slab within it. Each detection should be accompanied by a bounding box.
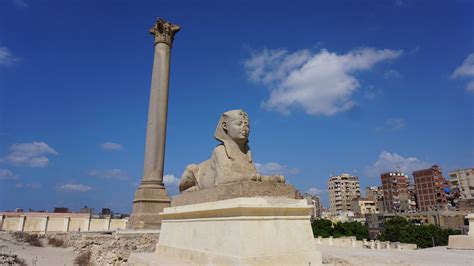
[448,235,474,250]
[171,181,299,207]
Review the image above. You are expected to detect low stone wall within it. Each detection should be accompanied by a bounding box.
[315,236,417,250]
[0,212,127,232]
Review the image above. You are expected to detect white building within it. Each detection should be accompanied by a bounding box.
[328,173,360,215]
[449,168,474,200]
[303,193,323,220]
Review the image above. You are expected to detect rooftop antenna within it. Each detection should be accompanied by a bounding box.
[395,165,401,173]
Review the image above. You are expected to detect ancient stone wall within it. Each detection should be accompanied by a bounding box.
[0,213,127,232]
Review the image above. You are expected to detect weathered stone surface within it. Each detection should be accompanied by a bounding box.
[171,181,299,206]
[447,213,474,250]
[178,110,285,193]
[448,235,474,250]
[46,231,160,264]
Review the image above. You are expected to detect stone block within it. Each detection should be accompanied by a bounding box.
[448,235,474,250]
[171,181,298,207]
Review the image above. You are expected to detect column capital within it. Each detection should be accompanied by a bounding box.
[150,18,180,46]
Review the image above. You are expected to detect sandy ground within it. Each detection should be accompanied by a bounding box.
[318,244,474,265]
[1,231,472,265]
[0,232,76,266]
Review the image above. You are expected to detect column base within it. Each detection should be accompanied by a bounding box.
[128,181,171,230]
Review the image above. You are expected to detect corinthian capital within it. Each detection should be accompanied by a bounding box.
[150,18,180,46]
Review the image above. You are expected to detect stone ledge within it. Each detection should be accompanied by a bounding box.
[171,181,299,206]
[162,197,311,219]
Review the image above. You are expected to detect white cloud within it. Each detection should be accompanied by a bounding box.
[13,0,29,8]
[307,187,324,195]
[365,151,430,178]
[452,53,474,78]
[384,69,402,79]
[163,174,180,186]
[0,46,18,66]
[254,162,299,176]
[377,118,406,131]
[244,47,402,116]
[88,169,129,180]
[100,142,124,151]
[0,169,18,180]
[467,80,474,92]
[452,53,474,92]
[58,183,92,192]
[364,85,381,100]
[16,183,41,189]
[395,0,408,7]
[3,142,58,167]
[386,118,406,130]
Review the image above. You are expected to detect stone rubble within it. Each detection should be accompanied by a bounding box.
[0,253,22,264]
[46,232,159,265]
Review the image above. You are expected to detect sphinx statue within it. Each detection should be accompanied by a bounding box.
[178,109,285,193]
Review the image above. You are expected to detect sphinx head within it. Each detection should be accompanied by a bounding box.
[215,109,250,145]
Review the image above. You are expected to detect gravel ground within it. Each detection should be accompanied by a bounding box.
[318,244,474,266]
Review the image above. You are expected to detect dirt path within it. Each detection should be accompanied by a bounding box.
[0,232,76,266]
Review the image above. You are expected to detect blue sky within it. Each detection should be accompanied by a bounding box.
[0,0,473,213]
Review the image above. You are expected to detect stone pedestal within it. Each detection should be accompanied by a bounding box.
[171,181,298,206]
[128,197,322,265]
[128,185,171,229]
[448,213,474,250]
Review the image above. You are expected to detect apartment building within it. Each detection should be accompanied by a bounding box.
[328,173,360,214]
[413,165,448,212]
[381,172,412,213]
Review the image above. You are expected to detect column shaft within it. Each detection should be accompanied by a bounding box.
[142,43,171,184]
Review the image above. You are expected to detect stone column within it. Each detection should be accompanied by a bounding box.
[43,216,49,233]
[385,241,390,249]
[105,217,111,231]
[63,217,70,232]
[375,240,381,250]
[0,214,4,231]
[129,18,180,229]
[19,216,26,232]
[84,216,91,232]
[369,240,375,249]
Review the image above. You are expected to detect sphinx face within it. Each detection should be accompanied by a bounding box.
[226,119,250,142]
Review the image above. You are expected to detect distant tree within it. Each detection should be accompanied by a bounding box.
[311,219,369,240]
[311,219,333,238]
[378,216,410,242]
[379,216,461,248]
[333,221,369,240]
